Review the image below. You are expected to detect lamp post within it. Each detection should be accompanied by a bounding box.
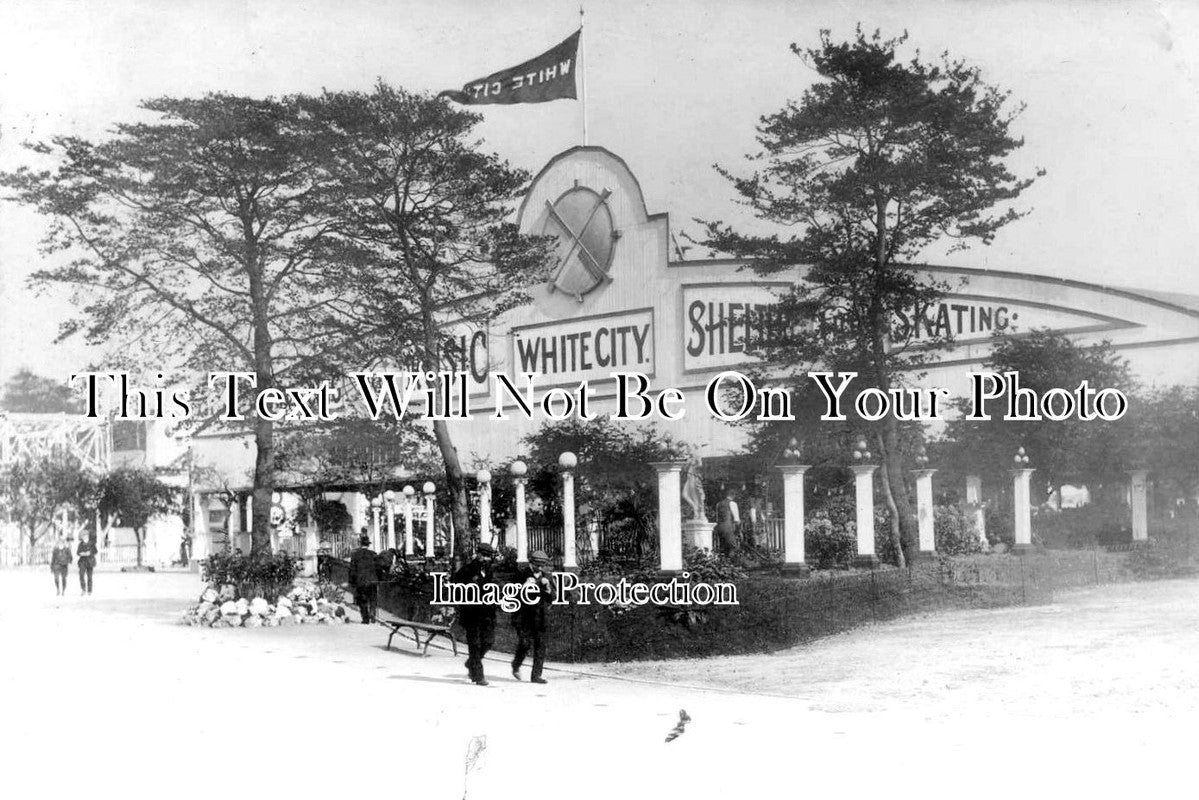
[511,460,529,565]
[851,439,879,569]
[1011,447,1035,554]
[477,469,493,547]
[423,481,436,563]
[369,495,382,551]
[559,452,578,570]
[384,490,396,551]
[776,438,811,578]
[402,485,415,557]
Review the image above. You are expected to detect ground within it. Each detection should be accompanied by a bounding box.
[1,569,1195,800]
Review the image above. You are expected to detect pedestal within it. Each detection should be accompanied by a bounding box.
[682,519,715,550]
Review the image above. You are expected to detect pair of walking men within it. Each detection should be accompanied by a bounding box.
[50,534,97,596]
[452,542,554,686]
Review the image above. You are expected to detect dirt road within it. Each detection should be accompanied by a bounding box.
[1,569,1194,800]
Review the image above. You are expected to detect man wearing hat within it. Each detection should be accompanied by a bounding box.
[452,541,499,686]
[348,534,379,624]
[511,550,554,684]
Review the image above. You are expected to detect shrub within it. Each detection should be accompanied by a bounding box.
[1033,505,1129,548]
[202,552,298,601]
[984,503,1014,548]
[805,512,854,569]
[934,504,983,555]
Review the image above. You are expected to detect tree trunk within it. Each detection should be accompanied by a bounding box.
[423,303,472,557]
[250,414,275,558]
[432,419,471,557]
[881,418,917,564]
[876,433,906,569]
[135,528,144,568]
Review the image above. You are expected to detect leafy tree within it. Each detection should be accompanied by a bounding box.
[0,454,97,559]
[1124,384,1199,502]
[520,417,690,528]
[937,330,1137,500]
[697,29,1041,565]
[1,94,362,556]
[1,369,84,414]
[302,84,553,554]
[98,467,178,567]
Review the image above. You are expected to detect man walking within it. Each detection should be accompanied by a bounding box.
[715,489,741,555]
[348,534,378,624]
[511,550,554,684]
[453,542,498,686]
[77,533,97,595]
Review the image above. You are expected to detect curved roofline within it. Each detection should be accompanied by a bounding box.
[666,256,1199,321]
[517,146,651,227]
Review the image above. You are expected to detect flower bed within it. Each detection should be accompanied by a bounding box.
[180,581,354,628]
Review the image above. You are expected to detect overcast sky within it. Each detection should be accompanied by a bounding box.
[3,0,1198,383]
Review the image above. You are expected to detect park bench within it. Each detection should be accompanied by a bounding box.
[377,609,459,656]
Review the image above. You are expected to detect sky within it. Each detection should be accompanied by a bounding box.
[2,0,1199,384]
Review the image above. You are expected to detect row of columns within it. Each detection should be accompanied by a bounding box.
[297,455,1154,574]
[652,460,1152,576]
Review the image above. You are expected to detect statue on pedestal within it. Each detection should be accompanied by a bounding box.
[681,460,708,522]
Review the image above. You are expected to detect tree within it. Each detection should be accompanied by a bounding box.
[698,28,1041,565]
[1,94,361,557]
[1,369,84,414]
[98,468,177,568]
[1130,385,1199,501]
[520,417,690,529]
[0,454,96,560]
[302,84,552,555]
[938,330,1137,501]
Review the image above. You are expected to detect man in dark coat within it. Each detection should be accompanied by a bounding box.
[511,550,554,684]
[77,533,98,595]
[715,490,741,555]
[348,534,379,624]
[452,541,498,686]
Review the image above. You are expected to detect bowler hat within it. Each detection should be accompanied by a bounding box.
[476,542,497,556]
[530,550,550,564]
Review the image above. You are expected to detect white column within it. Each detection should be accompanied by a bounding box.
[1012,468,1035,552]
[370,500,381,551]
[776,465,811,577]
[514,478,529,564]
[852,465,879,567]
[1129,469,1149,542]
[965,474,987,548]
[402,487,415,557]
[651,462,687,573]
[561,468,578,570]
[191,492,209,561]
[913,469,937,554]
[385,500,396,550]
[423,484,436,561]
[477,471,492,545]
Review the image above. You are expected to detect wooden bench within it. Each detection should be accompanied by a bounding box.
[377,611,458,656]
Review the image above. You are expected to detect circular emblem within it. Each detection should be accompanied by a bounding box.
[542,187,617,300]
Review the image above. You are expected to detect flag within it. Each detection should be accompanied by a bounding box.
[439,30,580,105]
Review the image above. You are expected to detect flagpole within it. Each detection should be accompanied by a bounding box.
[580,6,588,146]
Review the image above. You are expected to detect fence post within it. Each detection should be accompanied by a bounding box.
[870,569,879,621]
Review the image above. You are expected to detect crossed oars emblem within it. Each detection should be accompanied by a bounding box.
[545,189,617,301]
